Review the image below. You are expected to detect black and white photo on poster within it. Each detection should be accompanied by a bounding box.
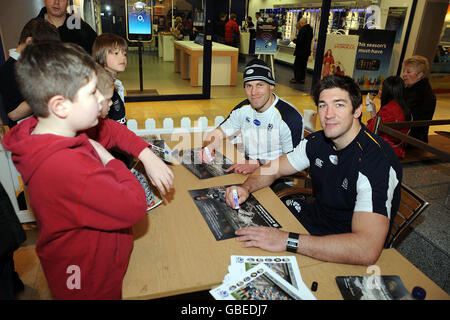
[180,148,233,179]
[189,185,281,241]
[335,275,412,300]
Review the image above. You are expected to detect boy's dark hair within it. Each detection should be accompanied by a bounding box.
[312,74,362,115]
[15,41,96,117]
[92,33,128,68]
[18,18,60,44]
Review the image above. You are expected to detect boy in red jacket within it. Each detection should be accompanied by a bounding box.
[2,41,174,299]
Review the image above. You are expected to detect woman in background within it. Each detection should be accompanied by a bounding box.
[402,55,436,143]
[367,76,412,159]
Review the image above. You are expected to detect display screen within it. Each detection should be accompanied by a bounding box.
[127,1,151,35]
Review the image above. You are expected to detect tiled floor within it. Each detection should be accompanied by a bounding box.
[9,52,450,300]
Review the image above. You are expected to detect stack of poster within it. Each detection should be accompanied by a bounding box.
[189,185,281,241]
[210,256,316,300]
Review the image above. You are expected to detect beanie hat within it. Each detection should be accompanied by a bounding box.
[243,58,275,86]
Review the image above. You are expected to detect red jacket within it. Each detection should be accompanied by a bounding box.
[367,99,409,159]
[2,117,148,299]
[225,19,239,44]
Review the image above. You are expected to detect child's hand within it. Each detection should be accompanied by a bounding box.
[138,148,174,196]
[89,139,115,166]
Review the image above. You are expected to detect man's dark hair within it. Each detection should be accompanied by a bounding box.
[18,18,60,44]
[312,74,362,115]
[15,41,96,117]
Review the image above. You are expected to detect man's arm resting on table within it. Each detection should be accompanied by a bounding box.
[297,212,389,265]
[236,211,390,266]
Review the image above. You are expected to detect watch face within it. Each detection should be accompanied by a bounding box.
[287,240,297,247]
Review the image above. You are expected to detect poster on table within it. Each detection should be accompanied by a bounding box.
[349,29,396,92]
[321,33,359,79]
[385,7,408,43]
[255,22,278,55]
[189,185,281,241]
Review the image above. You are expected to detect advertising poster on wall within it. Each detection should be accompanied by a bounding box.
[321,33,359,79]
[255,22,278,55]
[385,7,408,43]
[350,29,396,92]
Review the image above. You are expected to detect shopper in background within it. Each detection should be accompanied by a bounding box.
[244,16,255,31]
[255,12,264,26]
[402,55,436,143]
[290,18,313,84]
[225,13,240,48]
[37,0,97,54]
[215,13,227,43]
[0,18,60,128]
[367,76,412,159]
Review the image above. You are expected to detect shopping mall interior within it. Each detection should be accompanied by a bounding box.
[0,0,449,300]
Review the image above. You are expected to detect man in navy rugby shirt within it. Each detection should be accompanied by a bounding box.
[200,58,304,175]
[226,75,402,266]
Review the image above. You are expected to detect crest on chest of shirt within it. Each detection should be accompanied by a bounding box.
[329,154,338,165]
[245,116,251,123]
[267,123,273,132]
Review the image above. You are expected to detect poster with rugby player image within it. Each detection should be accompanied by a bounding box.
[180,148,233,179]
[189,185,281,241]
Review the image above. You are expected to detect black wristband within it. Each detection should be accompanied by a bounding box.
[286,232,300,253]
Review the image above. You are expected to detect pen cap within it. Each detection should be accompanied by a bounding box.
[412,286,426,300]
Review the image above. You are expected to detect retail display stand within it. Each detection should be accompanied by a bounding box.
[127,41,159,96]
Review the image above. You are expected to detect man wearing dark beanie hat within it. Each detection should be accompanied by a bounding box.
[200,58,304,175]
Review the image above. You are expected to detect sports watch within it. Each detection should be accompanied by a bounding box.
[286,232,300,253]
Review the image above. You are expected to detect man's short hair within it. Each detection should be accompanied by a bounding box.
[19,18,60,44]
[92,33,128,68]
[312,75,362,114]
[15,41,96,117]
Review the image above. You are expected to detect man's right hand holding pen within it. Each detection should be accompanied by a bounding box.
[225,186,250,209]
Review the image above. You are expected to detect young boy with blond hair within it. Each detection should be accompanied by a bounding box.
[2,41,173,299]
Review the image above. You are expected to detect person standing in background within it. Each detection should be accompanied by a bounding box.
[37,0,97,54]
[225,13,240,48]
[215,13,227,43]
[402,55,436,143]
[290,18,313,84]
